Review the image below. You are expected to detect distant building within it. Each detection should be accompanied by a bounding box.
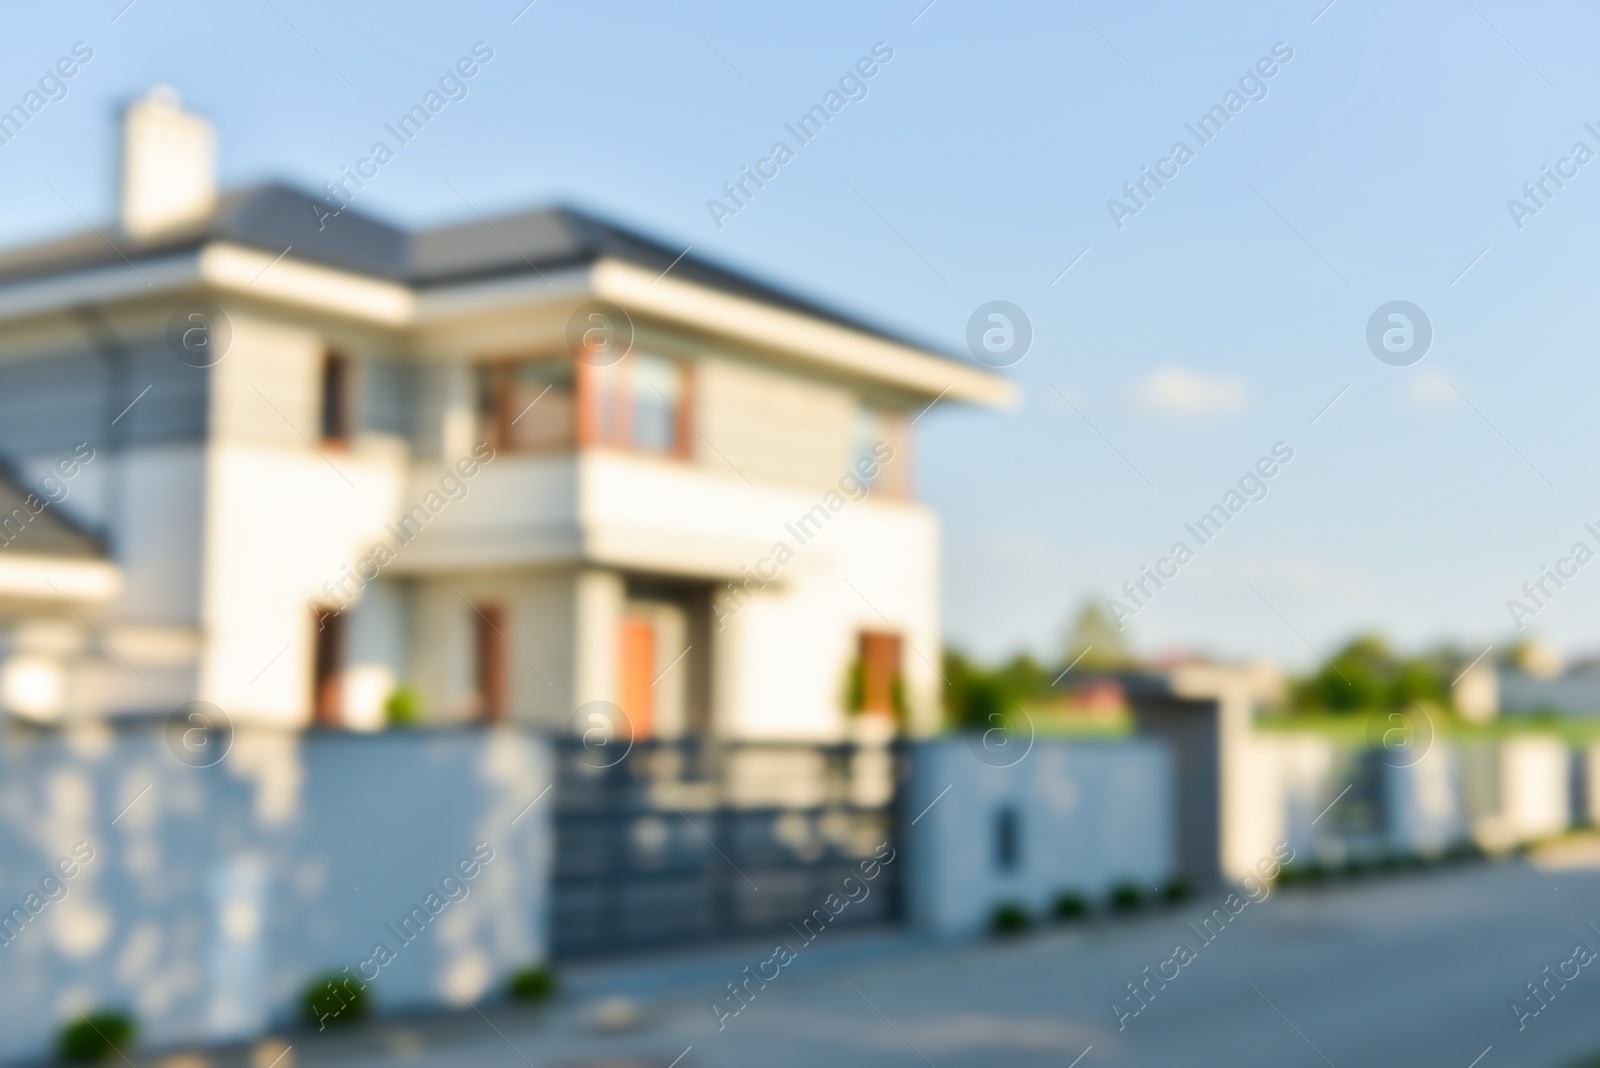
[0,87,1013,738]
[1496,664,1600,717]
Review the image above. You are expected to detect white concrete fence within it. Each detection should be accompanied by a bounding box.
[1,717,1592,1062]
[1229,732,1582,872]
[906,738,1174,936]
[0,724,553,1064]
[907,729,1595,939]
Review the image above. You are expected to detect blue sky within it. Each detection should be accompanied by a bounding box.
[3,0,1598,669]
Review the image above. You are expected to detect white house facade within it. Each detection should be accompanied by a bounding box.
[0,89,1013,743]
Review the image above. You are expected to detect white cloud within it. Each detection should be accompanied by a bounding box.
[1402,369,1460,409]
[1129,365,1249,419]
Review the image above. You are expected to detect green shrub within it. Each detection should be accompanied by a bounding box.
[1443,841,1484,864]
[508,965,557,1002]
[1109,881,1143,912]
[1275,862,1300,885]
[1343,858,1370,879]
[990,902,1030,934]
[302,973,368,1030]
[385,687,422,728]
[1305,860,1328,882]
[1052,891,1089,921]
[1162,878,1193,904]
[58,1012,135,1063]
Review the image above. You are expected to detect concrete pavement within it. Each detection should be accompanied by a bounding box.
[251,851,1600,1068]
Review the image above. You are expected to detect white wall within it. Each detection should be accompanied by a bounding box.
[406,568,582,728]
[1386,744,1469,855]
[1234,732,1575,861]
[0,724,554,1063]
[1230,734,1338,872]
[1498,735,1570,841]
[907,738,1173,937]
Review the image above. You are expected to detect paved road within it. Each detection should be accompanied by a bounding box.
[300,850,1600,1068]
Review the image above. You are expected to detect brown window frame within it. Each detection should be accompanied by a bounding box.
[320,351,352,446]
[575,355,693,460]
[858,631,902,716]
[474,604,508,725]
[312,609,344,727]
[475,357,579,455]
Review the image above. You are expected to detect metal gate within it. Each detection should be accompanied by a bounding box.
[550,739,905,958]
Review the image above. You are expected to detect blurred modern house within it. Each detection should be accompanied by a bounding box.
[0,88,1013,740]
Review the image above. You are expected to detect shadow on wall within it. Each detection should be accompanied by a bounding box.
[0,720,555,1063]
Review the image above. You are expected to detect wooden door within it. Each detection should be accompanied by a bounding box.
[619,616,655,740]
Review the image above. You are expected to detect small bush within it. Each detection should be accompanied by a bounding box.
[1305,861,1329,882]
[1052,891,1089,921]
[302,973,368,1030]
[1383,852,1425,873]
[1162,878,1193,904]
[1342,858,1370,879]
[1109,881,1143,912]
[58,1012,135,1063]
[1443,841,1484,864]
[990,902,1030,934]
[1275,862,1300,885]
[385,687,422,728]
[508,965,557,1002]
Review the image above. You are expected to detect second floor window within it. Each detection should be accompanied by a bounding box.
[584,353,691,458]
[476,360,576,452]
[320,352,351,444]
[474,353,692,458]
[855,408,910,498]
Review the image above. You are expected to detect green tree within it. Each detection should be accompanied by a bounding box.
[1290,634,1452,714]
[1062,601,1135,672]
[943,650,1007,730]
[1293,635,1391,712]
[942,650,1044,731]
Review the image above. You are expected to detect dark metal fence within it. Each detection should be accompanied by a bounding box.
[550,739,905,958]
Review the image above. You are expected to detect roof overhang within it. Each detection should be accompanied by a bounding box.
[0,242,1016,407]
[0,554,122,605]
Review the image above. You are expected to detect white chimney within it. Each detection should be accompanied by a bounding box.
[121,85,216,239]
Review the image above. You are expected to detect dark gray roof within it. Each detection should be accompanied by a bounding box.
[0,183,944,354]
[0,468,103,559]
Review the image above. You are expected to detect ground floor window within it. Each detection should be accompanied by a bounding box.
[312,609,343,726]
[473,604,508,724]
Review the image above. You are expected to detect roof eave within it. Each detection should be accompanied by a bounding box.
[413,257,1016,407]
[0,243,1017,409]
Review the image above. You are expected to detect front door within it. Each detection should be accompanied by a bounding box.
[618,614,655,740]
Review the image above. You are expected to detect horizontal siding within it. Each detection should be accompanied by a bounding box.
[693,358,854,490]
[0,347,207,458]
[118,346,209,446]
[0,352,107,455]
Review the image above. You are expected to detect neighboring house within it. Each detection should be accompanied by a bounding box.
[1501,665,1600,717]
[0,88,1012,739]
[1477,665,1600,719]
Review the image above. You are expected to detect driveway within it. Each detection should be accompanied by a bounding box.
[293,849,1600,1068]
